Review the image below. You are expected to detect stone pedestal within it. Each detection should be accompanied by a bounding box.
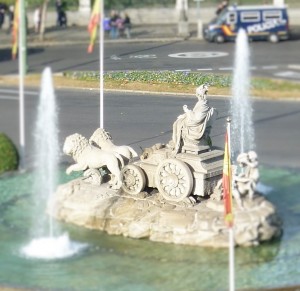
[49,178,282,248]
[197,20,203,39]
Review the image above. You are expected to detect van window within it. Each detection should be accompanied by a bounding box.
[241,11,260,23]
[215,9,228,25]
[227,12,237,24]
[263,10,282,21]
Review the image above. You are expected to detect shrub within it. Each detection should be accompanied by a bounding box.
[0,133,19,174]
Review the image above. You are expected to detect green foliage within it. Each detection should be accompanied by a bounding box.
[0,133,19,175]
[66,70,232,88]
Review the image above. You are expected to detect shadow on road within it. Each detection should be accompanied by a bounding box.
[0,47,44,62]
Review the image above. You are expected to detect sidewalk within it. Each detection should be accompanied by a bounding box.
[0,23,194,49]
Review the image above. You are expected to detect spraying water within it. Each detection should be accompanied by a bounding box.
[21,67,87,259]
[32,67,59,237]
[230,29,255,160]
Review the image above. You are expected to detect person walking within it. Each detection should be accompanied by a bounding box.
[123,12,131,39]
[109,10,119,39]
[0,2,7,30]
[33,6,41,33]
[55,0,67,27]
[7,5,14,34]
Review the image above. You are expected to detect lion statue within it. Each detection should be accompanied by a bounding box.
[89,128,138,165]
[63,133,124,189]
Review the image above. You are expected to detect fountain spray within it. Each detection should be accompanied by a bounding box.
[21,67,87,259]
[32,67,59,237]
[230,29,255,161]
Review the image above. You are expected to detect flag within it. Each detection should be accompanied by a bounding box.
[222,129,233,228]
[12,0,19,60]
[87,0,100,53]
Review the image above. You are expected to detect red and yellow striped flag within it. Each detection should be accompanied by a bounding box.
[12,0,19,60]
[87,0,100,53]
[222,129,234,228]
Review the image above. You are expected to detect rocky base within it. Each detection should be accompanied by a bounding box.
[49,178,282,247]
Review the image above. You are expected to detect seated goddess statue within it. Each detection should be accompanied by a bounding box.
[171,84,217,154]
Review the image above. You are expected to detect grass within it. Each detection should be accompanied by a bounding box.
[0,70,299,99]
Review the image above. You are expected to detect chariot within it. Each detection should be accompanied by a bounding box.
[120,145,224,202]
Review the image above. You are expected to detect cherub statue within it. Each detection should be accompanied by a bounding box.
[233,151,259,209]
[171,84,217,154]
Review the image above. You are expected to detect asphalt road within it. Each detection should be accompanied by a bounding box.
[0,40,300,81]
[0,87,299,170]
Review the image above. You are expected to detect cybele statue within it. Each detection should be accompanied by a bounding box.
[50,85,282,248]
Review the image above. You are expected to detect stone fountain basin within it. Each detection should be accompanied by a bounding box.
[49,178,282,248]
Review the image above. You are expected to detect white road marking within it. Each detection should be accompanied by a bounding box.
[129,54,157,59]
[197,68,213,71]
[0,95,18,100]
[175,69,191,72]
[0,88,38,95]
[219,67,233,71]
[262,65,278,70]
[110,55,121,60]
[274,71,300,79]
[288,64,300,70]
[168,51,228,58]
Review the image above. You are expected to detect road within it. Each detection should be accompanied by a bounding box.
[0,87,300,169]
[0,40,300,81]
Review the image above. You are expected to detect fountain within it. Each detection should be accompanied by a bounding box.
[20,67,87,260]
[0,28,299,291]
[230,29,255,160]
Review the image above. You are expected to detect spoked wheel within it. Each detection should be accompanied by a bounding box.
[155,158,193,202]
[121,164,146,195]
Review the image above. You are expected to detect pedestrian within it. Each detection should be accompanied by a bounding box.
[55,0,67,27]
[0,2,7,30]
[33,6,41,33]
[123,12,131,39]
[109,10,119,39]
[216,1,228,15]
[116,15,124,37]
[7,5,14,34]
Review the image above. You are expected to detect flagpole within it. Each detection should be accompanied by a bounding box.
[19,0,26,169]
[99,0,104,128]
[227,117,235,291]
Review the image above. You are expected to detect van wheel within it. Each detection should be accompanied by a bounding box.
[268,33,279,43]
[215,34,225,43]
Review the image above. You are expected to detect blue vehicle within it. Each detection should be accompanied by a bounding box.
[204,5,289,43]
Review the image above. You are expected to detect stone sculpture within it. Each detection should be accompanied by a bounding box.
[233,151,260,209]
[89,128,138,164]
[171,84,217,154]
[51,85,282,248]
[63,133,124,189]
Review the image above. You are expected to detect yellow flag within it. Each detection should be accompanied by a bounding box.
[12,0,19,60]
[87,0,100,53]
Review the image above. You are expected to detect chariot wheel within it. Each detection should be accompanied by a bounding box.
[155,158,193,202]
[121,164,146,195]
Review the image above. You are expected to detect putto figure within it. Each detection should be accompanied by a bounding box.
[171,84,217,154]
[233,151,260,209]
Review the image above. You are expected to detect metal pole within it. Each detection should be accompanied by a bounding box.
[99,0,104,128]
[19,0,26,169]
[227,117,235,291]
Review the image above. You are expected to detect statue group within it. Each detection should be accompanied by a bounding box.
[63,84,257,206]
[53,85,281,247]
